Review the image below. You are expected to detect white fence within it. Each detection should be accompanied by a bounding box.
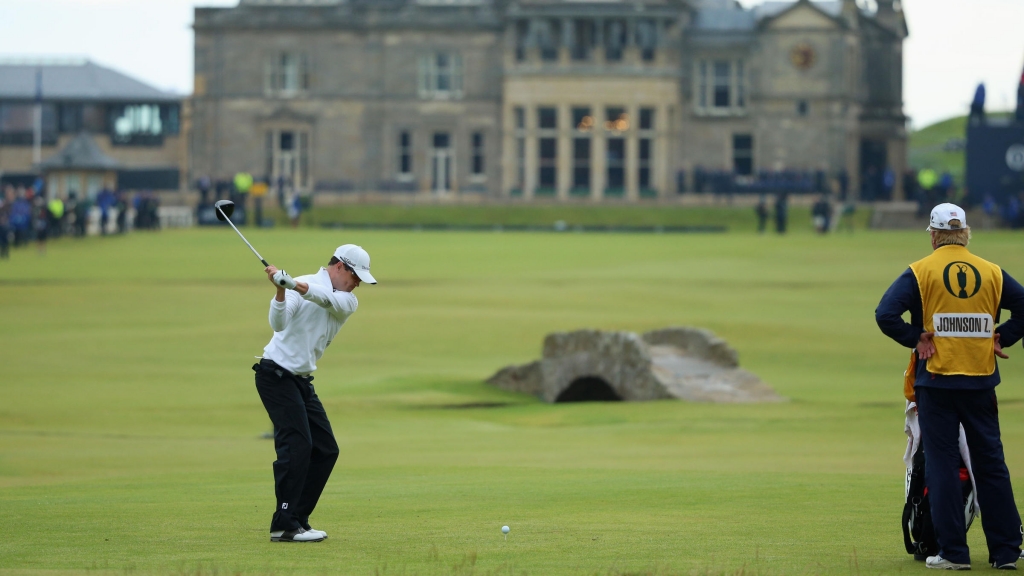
[83,206,194,235]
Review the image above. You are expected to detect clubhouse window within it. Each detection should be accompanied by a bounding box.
[639,108,655,192]
[265,52,310,96]
[698,61,708,109]
[639,138,652,190]
[0,102,57,145]
[538,137,557,192]
[398,130,413,180]
[605,107,628,132]
[513,106,525,193]
[573,107,593,132]
[60,102,106,134]
[515,20,528,62]
[418,52,464,100]
[110,104,172,146]
[606,138,625,194]
[59,103,81,133]
[733,134,753,176]
[536,19,561,62]
[714,61,730,107]
[636,19,657,62]
[471,131,485,177]
[695,59,746,114]
[515,137,525,191]
[571,20,595,61]
[538,107,558,130]
[736,60,746,107]
[639,107,655,131]
[573,137,590,192]
[604,19,626,62]
[537,107,558,193]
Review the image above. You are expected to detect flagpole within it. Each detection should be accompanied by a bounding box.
[32,66,42,165]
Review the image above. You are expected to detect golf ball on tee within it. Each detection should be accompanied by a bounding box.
[502,525,510,534]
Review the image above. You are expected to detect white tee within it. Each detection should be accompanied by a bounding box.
[262,267,358,375]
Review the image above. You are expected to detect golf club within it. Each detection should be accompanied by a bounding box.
[214,199,270,268]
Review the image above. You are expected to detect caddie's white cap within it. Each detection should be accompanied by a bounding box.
[927,203,969,231]
[333,244,377,284]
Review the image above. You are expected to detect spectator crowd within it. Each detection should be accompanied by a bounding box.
[0,181,161,259]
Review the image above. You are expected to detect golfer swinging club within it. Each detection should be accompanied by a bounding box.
[253,244,376,543]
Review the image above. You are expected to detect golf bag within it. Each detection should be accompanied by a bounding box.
[903,402,979,561]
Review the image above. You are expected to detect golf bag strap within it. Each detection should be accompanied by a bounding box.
[902,503,916,554]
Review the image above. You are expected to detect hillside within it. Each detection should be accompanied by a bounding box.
[908,111,1014,182]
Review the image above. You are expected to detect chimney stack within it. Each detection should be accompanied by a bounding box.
[874,0,907,38]
[841,0,860,29]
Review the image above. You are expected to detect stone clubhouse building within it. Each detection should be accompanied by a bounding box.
[191,0,908,202]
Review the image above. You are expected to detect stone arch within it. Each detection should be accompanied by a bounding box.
[487,328,783,404]
[555,376,623,403]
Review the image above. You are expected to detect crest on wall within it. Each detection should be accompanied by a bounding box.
[790,43,816,71]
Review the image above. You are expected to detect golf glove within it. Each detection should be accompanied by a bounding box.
[273,270,297,290]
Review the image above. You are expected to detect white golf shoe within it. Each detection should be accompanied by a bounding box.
[925,555,971,570]
[304,527,328,539]
[270,529,324,543]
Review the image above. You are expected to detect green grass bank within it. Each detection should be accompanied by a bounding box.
[267,203,871,232]
[908,112,1014,181]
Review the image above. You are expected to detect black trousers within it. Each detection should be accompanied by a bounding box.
[917,386,1023,565]
[253,360,340,532]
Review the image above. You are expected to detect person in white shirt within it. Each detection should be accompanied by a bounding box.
[253,244,377,543]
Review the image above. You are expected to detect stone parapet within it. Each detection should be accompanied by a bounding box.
[488,327,783,403]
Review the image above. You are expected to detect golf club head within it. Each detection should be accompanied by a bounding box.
[214,200,235,222]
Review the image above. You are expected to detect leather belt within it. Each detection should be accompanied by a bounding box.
[259,358,312,379]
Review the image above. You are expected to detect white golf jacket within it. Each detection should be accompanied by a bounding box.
[262,267,358,375]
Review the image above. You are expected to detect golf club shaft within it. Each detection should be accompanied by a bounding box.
[216,206,269,268]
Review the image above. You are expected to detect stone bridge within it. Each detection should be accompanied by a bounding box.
[487,327,782,403]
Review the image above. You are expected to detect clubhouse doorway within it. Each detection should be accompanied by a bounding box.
[431,131,452,194]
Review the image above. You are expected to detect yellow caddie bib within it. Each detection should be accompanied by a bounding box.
[909,245,1002,377]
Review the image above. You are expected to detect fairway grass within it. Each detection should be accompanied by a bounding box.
[2,227,1023,575]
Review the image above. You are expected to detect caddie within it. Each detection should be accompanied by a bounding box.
[253,244,376,543]
[876,203,1024,570]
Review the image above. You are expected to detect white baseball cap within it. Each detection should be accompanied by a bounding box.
[927,203,969,231]
[333,244,377,284]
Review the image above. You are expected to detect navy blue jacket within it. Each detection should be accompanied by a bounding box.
[875,266,1024,390]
